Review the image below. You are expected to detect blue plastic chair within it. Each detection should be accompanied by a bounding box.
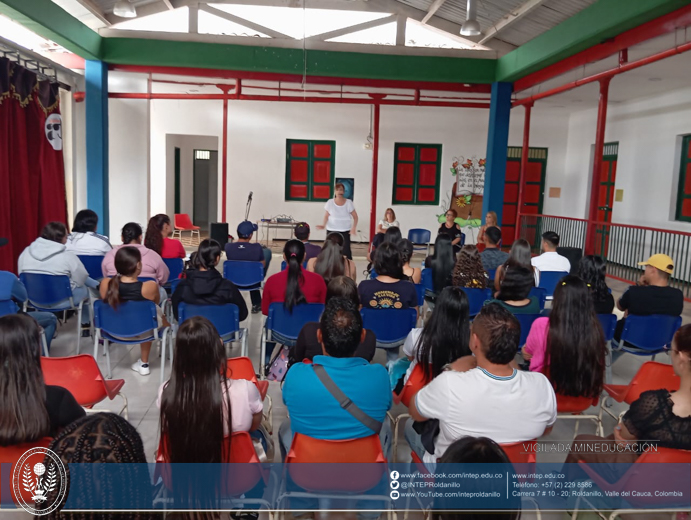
[487,269,496,283]
[223,261,264,290]
[408,229,431,256]
[20,273,91,350]
[537,271,569,299]
[178,302,247,357]
[77,255,105,281]
[613,314,682,359]
[370,268,378,279]
[514,313,542,348]
[0,299,50,356]
[163,258,184,283]
[361,308,417,350]
[261,302,325,378]
[421,268,433,292]
[280,260,308,271]
[414,284,425,308]
[93,300,171,381]
[528,287,547,310]
[461,287,492,317]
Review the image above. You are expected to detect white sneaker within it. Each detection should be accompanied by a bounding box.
[131,359,150,376]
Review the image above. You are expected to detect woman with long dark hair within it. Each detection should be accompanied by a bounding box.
[577,255,614,314]
[307,232,356,283]
[523,275,606,398]
[424,234,456,295]
[171,239,247,322]
[398,239,421,284]
[100,246,165,376]
[0,314,84,445]
[158,316,263,464]
[402,286,471,385]
[494,238,539,291]
[452,245,488,289]
[489,265,541,314]
[145,214,185,259]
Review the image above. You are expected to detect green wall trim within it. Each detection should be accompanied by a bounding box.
[0,0,101,61]
[496,0,691,83]
[101,37,497,84]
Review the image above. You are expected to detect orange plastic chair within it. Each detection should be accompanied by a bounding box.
[41,355,128,419]
[227,357,272,433]
[173,213,201,244]
[600,361,680,421]
[0,437,53,505]
[392,363,430,462]
[556,393,602,437]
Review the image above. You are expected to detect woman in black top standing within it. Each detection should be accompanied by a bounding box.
[0,314,84,443]
[577,255,615,314]
[437,208,463,255]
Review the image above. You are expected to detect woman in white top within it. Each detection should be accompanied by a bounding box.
[317,182,358,260]
[376,208,399,235]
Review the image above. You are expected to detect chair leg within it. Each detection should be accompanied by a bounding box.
[40,330,49,357]
[259,328,267,380]
[104,339,112,379]
[242,329,248,358]
[93,329,100,358]
[118,392,129,420]
[76,301,84,353]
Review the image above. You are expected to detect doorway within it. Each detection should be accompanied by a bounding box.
[594,142,619,257]
[193,150,218,233]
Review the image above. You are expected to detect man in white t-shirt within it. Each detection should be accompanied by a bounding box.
[530,231,571,273]
[407,302,557,464]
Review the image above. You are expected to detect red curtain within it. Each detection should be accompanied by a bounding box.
[0,58,67,274]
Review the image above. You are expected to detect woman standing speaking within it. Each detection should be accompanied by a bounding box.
[317,182,358,260]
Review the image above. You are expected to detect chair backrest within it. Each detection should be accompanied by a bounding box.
[537,271,569,297]
[169,278,182,293]
[421,268,433,292]
[500,440,537,464]
[77,255,106,280]
[597,313,617,342]
[94,300,158,338]
[555,392,599,414]
[460,287,492,317]
[414,283,425,308]
[396,363,430,408]
[623,361,681,403]
[174,213,194,229]
[0,299,18,317]
[621,314,682,352]
[223,260,264,288]
[514,313,542,347]
[226,356,258,383]
[267,302,324,340]
[281,260,308,271]
[360,308,417,344]
[163,258,184,281]
[487,269,496,282]
[638,446,691,464]
[19,273,73,306]
[178,302,240,338]
[41,354,114,406]
[408,228,431,245]
[286,433,386,493]
[528,287,547,310]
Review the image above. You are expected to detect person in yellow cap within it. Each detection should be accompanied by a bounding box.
[614,253,684,342]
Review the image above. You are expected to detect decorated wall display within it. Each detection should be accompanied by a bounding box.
[437,156,485,227]
[335,177,354,201]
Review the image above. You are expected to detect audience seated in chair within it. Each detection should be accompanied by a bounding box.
[577,255,614,314]
[291,276,376,368]
[452,245,489,289]
[158,316,265,459]
[479,226,508,272]
[294,222,321,263]
[488,265,541,314]
[65,209,112,255]
[494,238,539,292]
[171,239,247,322]
[280,297,392,460]
[0,314,84,442]
[423,235,455,300]
[438,208,463,255]
[398,286,471,391]
[377,208,399,235]
[42,413,154,520]
[476,210,500,254]
[225,220,272,314]
[398,239,421,284]
[523,276,606,394]
[306,232,357,283]
[359,242,418,314]
[367,225,402,265]
[145,213,185,260]
[614,253,684,342]
[564,324,691,475]
[530,231,571,273]
[407,303,556,464]
[100,247,168,377]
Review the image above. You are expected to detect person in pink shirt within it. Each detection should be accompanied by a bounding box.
[102,222,169,286]
[522,275,606,399]
[145,214,186,259]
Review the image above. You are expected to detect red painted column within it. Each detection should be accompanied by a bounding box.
[585,78,611,255]
[221,87,230,222]
[515,102,533,241]
[369,103,381,242]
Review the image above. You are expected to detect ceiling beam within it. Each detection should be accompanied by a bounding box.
[421,0,448,24]
[198,3,293,38]
[478,0,547,45]
[305,14,397,42]
[106,1,169,24]
[73,0,111,26]
[161,0,175,9]
[396,14,405,46]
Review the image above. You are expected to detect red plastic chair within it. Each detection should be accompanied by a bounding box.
[40,355,128,419]
[173,213,201,244]
[226,356,272,433]
[392,363,430,462]
[556,393,602,438]
[600,361,680,422]
[0,437,52,505]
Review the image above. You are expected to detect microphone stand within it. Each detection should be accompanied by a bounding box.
[245,192,253,221]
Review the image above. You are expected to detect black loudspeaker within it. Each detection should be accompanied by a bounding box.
[210,223,229,247]
[557,246,582,275]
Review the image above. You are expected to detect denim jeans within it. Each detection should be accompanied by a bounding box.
[29,311,57,351]
[39,285,90,324]
[404,418,427,461]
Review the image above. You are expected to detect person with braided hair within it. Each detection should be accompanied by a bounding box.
[41,412,154,519]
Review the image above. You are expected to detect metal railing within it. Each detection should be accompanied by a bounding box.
[518,214,691,298]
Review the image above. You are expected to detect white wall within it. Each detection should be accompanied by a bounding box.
[165,134,218,217]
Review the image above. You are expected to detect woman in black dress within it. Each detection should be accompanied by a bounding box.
[438,208,463,255]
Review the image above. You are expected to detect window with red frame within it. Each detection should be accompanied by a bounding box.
[392,143,442,205]
[285,139,335,202]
